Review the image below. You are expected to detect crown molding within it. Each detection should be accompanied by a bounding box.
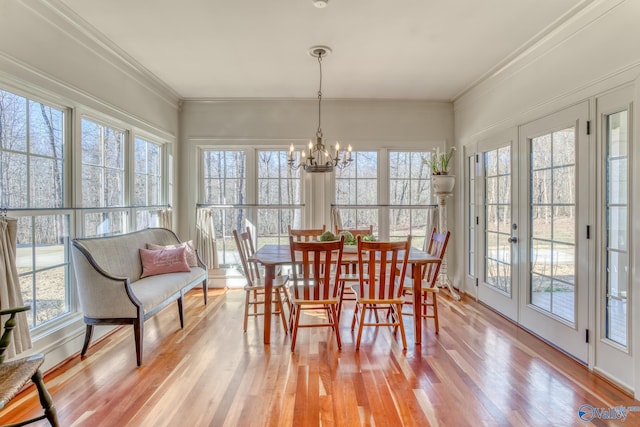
[27,0,181,107]
[0,51,176,142]
[452,0,621,102]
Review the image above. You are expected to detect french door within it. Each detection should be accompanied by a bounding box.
[518,101,591,362]
[474,102,591,362]
[476,130,519,321]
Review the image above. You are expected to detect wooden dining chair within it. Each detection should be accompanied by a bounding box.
[287,225,326,242]
[351,236,411,350]
[334,225,374,317]
[0,306,59,426]
[287,235,344,352]
[233,228,289,333]
[402,228,450,333]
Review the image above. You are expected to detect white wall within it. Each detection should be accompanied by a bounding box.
[453,0,640,397]
[0,0,180,370]
[0,1,179,136]
[178,99,454,239]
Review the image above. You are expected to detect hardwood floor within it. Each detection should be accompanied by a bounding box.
[2,288,638,426]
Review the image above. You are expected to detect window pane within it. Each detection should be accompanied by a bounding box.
[133,137,163,213]
[1,152,28,208]
[84,211,126,237]
[81,119,101,165]
[18,214,70,328]
[530,128,576,323]
[30,157,63,208]
[0,90,27,152]
[606,110,628,347]
[82,119,125,211]
[29,101,64,158]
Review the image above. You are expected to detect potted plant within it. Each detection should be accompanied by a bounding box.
[425,147,456,194]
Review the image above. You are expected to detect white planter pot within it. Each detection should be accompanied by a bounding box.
[432,174,455,195]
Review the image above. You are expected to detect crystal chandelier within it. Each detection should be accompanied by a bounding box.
[288,46,353,173]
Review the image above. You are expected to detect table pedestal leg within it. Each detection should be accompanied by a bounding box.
[412,263,422,344]
[263,265,274,344]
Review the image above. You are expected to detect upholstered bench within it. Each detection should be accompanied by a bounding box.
[71,228,208,366]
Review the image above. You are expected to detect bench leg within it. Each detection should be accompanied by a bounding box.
[177,296,185,329]
[134,319,143,367]
[81,324,93,357]
[202,279,208,305]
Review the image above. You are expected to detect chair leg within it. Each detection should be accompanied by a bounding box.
[330,304,341,349]
[290,305,301,352]
[396,304,407,349]
[81,324,93,357]
[32,369,59,427]
[351,303,359,331]
[276,288,288,333]
[433,292,439,334]
[355,303,367,350]
[243,290,250,332]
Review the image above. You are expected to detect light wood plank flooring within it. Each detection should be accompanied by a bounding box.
[1,288,638,426]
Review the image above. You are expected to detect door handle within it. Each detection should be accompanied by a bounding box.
[508,237,518,243]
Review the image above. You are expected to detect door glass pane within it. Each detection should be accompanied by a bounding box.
[484,146,511,294]
[529,127,576,324]
[606,110,628,347]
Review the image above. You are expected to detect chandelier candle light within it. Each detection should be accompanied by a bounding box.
[288,46,353,173]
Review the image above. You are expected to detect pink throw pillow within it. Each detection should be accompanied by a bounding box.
[139,246,190,278]
[147,240,198,267]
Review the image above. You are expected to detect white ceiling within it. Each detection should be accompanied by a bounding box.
[58,0,591,101]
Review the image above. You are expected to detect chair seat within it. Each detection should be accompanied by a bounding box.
[403,279,440,293]
[243,275,288,292]
[0,354,44,409]
[288,280,340,305]
[350,283,403,304]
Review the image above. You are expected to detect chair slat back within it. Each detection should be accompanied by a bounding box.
[423,228,451,288]
[357,236,411,300]
[288,225,327,242]
[233,228,261,287]
[289,235,344,300]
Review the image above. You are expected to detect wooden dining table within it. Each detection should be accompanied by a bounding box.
[250,244,441,345]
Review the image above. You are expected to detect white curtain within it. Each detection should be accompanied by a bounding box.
[0,217,32,358]
[423,206,439,251]
[195,208,218,269]
[331,207,343,233]
[158,207,173,229]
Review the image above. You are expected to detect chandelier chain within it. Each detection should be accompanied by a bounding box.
[317,52,323,138]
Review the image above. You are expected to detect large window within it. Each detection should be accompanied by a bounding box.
[389,150,432,248]
[257,150,301,246]
[81,118,126,237]
[133,137,163,230]
[335,151,378,230]
[0,88,70,328]
[201,150,247,266]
